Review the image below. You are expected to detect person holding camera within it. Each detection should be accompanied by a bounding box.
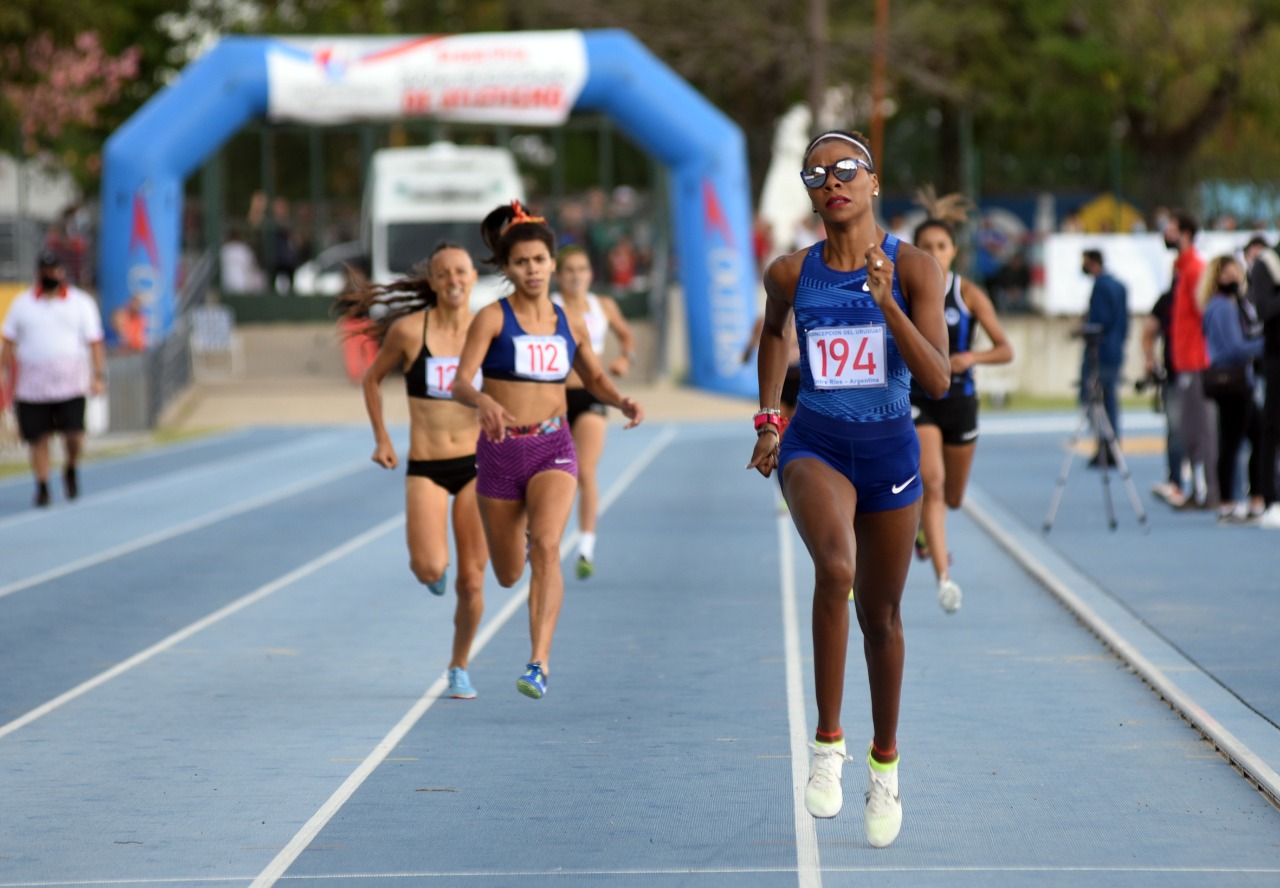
[1079,250,1129,467]
[1200,255,1265,522]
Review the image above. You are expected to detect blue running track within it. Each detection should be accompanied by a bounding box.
[0,416,1276,886]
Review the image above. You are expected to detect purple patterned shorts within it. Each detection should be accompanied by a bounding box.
[476,416,578,501]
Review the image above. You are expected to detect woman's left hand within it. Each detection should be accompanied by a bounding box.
[865,242,895,309]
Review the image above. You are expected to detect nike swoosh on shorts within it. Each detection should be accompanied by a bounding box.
[891,475,917,494]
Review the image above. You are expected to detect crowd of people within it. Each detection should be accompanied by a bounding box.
[1143,211,1280,528]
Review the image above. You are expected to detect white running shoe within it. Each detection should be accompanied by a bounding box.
[865,751,903,848]
[1259,503,1280,530]
[805,740,847,818]
[938,576,962,614]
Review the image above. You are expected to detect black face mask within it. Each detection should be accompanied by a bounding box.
[39,275,60,291]
[1220,281,1240,296]
[1164,236,1179,250]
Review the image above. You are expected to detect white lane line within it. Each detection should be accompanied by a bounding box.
[0,461,367,601]
[249,425,679,888]
[0,430,353,533]
[779,506,822,888]
[964,492,1280,808]
[0,515,405,741]
[9,865,1280,886]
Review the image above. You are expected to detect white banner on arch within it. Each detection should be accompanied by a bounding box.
[265,31,588,125]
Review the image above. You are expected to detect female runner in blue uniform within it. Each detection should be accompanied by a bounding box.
[352,242,488,700]
[748,131,950,848]
[452,202,643,700]
[910,195,1013,614]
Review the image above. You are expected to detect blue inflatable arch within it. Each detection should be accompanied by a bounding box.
[99,30,757,396]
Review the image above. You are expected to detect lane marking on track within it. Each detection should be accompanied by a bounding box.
[779,503,823,888]
[0,460,367,601]
[0,429,352,533]
[0,514,405,741]
[8,864,1280,886]
[249,425,679,888]
[964,489,1280,808]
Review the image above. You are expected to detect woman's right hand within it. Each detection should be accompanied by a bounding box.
[477,394,517,443]
[372,439,398,469]
[746,429,780,477]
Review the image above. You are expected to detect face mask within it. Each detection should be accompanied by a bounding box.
[1220,281,1240,295]
[1164,237,1179,250]
[40,276,60,291]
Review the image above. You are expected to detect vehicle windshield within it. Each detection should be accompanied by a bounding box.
[386,222,492,276]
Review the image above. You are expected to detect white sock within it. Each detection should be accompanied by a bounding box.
[578,532,597,562]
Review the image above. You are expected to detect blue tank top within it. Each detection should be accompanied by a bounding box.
[481,298,578,383]
[911,272,975,400]
[794,235,912,423]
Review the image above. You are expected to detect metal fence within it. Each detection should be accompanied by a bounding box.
[104,249,213,432]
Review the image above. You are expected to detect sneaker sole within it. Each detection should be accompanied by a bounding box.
[448,690,477,699]
[516,680,544,699]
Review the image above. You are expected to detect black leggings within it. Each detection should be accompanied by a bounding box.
[1212,390,1262,503]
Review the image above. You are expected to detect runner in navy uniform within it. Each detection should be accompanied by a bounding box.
[452,202,643,700]
[910,195,1014,613]
[748,131,950,847]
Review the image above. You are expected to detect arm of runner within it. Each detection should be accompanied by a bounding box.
[570,312,643,428]
[600,295,637,377]
[747,253,800,477]
[955,279,1014,373]
[361,316,411,469]
[452,303,515,441]
[867,242,950,398]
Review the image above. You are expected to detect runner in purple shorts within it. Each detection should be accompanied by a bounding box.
[452,201,643,701]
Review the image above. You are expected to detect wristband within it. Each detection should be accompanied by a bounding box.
[753,410,781,433]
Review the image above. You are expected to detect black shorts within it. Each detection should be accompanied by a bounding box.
[16,397,86,443]
[566,387,607,427]
[911,393,979,446]
[781,366,801,409]
[407,454,477,496]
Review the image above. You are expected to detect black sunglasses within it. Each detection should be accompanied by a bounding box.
[800,157,873,189]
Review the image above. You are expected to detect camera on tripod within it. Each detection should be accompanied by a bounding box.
[1134,366,1167,394]
[1071,322,1104,345]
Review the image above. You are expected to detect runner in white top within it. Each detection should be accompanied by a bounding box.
[552,245,637,579]
[0,251,105,507]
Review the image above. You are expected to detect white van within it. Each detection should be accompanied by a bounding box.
[363,142,525,308]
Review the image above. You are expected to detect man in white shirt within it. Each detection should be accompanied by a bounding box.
[0,251,106,507]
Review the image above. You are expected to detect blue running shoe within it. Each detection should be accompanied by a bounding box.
[427,568,447,597]
[516,661,547,699]
[447,666,476,699]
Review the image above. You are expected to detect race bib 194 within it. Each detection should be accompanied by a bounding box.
[512,334,569,381]
[806,325,887,388]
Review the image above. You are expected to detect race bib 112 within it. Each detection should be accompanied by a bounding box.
[512,334,569,381]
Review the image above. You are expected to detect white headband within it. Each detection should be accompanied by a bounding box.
[810,133,874,166]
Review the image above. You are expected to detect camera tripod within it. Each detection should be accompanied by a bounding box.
[1044,342,1150,533]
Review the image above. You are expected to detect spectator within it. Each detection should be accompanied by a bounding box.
[1079,249,1129,467]
[220,226,264,294]
[42,205,90,288]
[110,294,148,353]
[1142,283,1185,506]
[1165,210,1218,509]
[1244,235,1280,528]
[0,251,105,507]
[1199,255,1265,522]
